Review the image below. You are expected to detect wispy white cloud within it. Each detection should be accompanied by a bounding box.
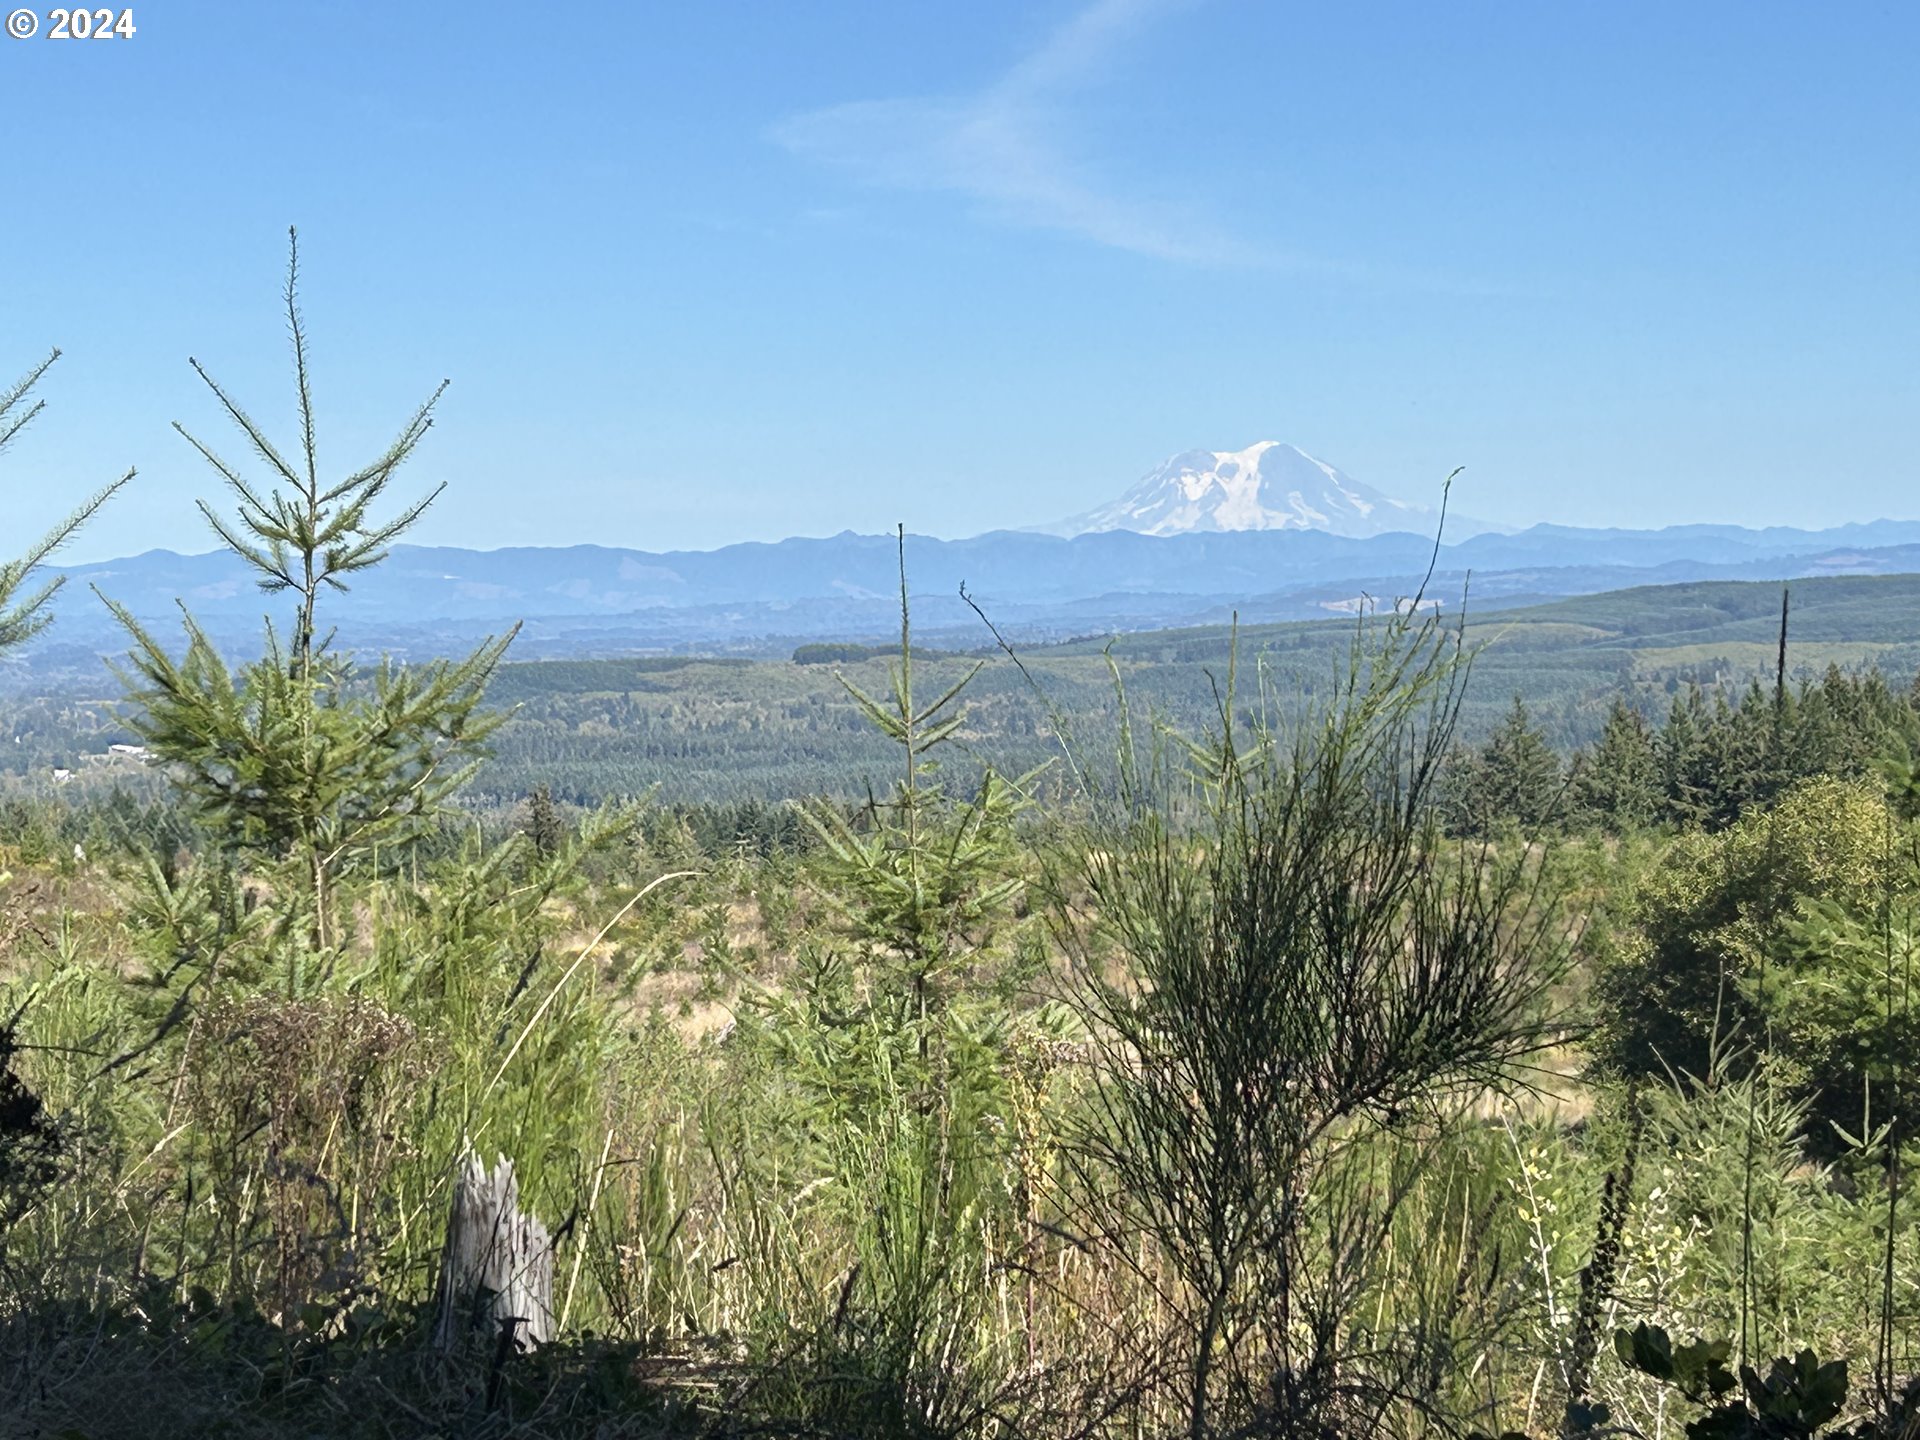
[771,0,1256,265]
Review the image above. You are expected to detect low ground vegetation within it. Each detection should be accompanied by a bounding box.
[4,253,1920,1437]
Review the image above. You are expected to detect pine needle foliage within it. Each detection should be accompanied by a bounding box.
[171,230,446,678]
[717,532,1050,1433]
[1574,697,1660,832]
[102,232,514,956]
[1447,694,1566,834]
[798,525,1042,1026]
[0,347,127,1331]
[0,349,131,653]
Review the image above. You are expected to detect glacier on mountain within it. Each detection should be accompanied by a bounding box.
[1039,442,1503,540]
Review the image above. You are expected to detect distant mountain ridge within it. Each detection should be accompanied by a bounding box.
[7,515,1916,683]
[1035,442,1506,540]
[50,520,1920,620]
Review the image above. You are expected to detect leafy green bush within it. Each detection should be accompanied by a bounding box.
[1598,776,1919,1132]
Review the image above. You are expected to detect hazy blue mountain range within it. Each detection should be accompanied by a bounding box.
[10,517,1919,683]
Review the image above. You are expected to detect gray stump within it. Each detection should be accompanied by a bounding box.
[434,1151,554,1352]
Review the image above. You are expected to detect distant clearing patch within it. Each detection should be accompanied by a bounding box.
[1632,639,1897,675]
[1467,621,1617,648]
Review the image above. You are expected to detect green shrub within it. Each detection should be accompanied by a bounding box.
[1598,777,1918,1122]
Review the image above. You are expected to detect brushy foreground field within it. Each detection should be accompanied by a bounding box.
[8,584,1920,1438]
[7,262,1920,1439]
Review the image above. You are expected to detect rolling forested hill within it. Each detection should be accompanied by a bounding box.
[7,573,1918,807]
[452,573,1920,804]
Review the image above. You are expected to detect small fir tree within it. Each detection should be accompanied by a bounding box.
[795,527,1037,1034]
[524,784,565,859]
[0,350,131,653]
[1659,683,1715,828]
[105,231,514,962]
[1692,688,1762,830]
[726,531,1047,1424]
[0,348,127,1217]
[1450,694,1563,833]
[1575,696,1659,832]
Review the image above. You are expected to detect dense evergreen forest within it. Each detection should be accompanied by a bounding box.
[7,253,1920,1438]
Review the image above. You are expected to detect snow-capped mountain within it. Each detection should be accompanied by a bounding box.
[1038,442,1503,540]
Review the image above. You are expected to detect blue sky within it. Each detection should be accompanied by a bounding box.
[3,0,1917,560]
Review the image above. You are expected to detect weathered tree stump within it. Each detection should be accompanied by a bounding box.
[433,1151,554,1352]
